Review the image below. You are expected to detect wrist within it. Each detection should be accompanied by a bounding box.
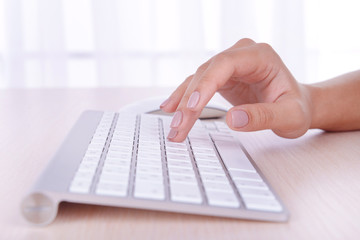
[304,83,326,129]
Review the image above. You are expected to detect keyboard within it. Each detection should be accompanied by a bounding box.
[21,111,289,225]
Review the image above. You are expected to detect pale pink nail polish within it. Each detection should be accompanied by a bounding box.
[167,128,178,139]
[187,91,200,109]
[160,98,170,108]
[231,110,249,128]
[170,111,183,128]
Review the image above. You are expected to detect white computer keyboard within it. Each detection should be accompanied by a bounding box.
[21,111,289,225]
[70,112,283,211]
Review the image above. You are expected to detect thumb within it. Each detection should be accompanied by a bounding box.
[226,102,307,138]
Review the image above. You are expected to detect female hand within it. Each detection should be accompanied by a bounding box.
[160,38,313,142]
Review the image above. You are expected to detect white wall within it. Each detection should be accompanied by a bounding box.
[0,0,359,88]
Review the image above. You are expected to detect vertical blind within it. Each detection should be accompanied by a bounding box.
[0,0,359,88]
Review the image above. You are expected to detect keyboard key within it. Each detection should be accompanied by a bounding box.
[214,140,256,173]
[69,180,92,194]
[234,179,268,190]
[167,166,195,175]
[135,173,163,182]
[200,173,229,183]
[167,160,193,168]
[202,181,233,192]
[96,182,128,197]
[243,197,282,212]
[73,171,94,181]
[165,147,189,155]
[197,166,224,175]
[230,171,262,181]
[165,142,187,149]
[168,173,197,183]
[238,188,275,200]
[99,173,129,183]
[170,182,202,204]
[134,181,165,200]
[206,190,239,208]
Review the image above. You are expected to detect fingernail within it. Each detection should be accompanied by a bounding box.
[160,98,170,108]
[231,110,249,128]
[167,128,178,139]
[170,111,183,128]
[187,91,200,109]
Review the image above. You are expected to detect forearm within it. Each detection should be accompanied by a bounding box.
[306,70,360,131]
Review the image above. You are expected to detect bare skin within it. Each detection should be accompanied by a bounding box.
[160,38,360,142]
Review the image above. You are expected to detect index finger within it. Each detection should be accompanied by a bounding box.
[167,43,268,142]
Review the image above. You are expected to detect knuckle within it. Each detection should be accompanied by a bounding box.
[184,74,194,83]
[212,52,231,66]
[199,74,220,91]
[235,38,255,46]
[196,63,208,74]
[256,42,275,54]
[252,105,274,129]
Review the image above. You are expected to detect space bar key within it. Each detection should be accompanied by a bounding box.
[214,140,256,172]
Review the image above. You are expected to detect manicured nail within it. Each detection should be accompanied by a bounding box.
[160,98,170,108]
[187,91,200,109]
[231,110,249,128]
[167,128,178,139]
[170,111,183,128]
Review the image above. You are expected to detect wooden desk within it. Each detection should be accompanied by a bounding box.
[1,88,360,239]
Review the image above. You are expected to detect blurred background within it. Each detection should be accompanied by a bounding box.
[0,0,359,89]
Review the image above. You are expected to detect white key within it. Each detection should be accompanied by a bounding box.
[200,172,228,183]
[73,171,94,181]
[136,158,162,166]
[77,163,97,173]
[204,122,217,130]
[135,173,163,182]
[138,141,161,148]
[167,154,191,162]
[103,158,131,166]
[238,188,275,200]
[108,145,132,152]
[165,141,187,149]
[197,166,225,175]
[191,147,214,154]
[234,179,268,190]
[214,140,256,172]
[69,180,92,193]
[88,143,105,150]
[137,145,161,152]
[136,165,163,175]
[165,147,189,155]
[168,173,197,183]
[101,165,130,175]
[167,166,195,175]
[82,155,100,163]
[243,197,282,212]
[193,153,218,161]
[188,131,209,139]
[206,190,240,208]
[196,160,222,168]
[167,160,193,169]
[170,182,202,204]
[230,171,262,181]
[106,151,132,159]
[96,182,128,197]
[202,181,233,192]
[134,181,165,200]
[85,149,103,157]
[190,141,213,149]
[99,173,129,183]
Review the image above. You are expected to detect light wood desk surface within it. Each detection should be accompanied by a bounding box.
[1,88,360,240]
